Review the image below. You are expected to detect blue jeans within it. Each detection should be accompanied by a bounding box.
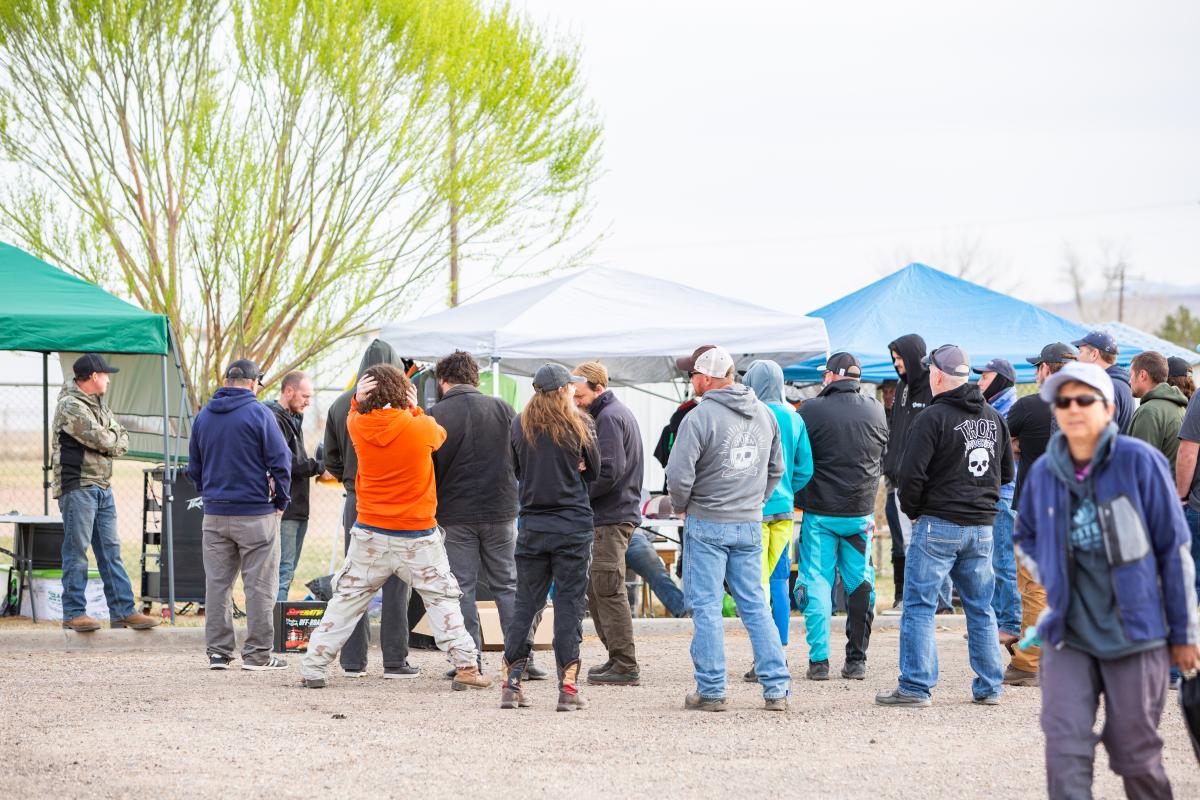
[683,516,789,700]
[625,528,687,617]
[277,518,308,601]
[898,515,1004,701]
[990,498,1021,635]
[58,486,135,620]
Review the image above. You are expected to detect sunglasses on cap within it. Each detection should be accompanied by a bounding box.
[1053,393,1106,410]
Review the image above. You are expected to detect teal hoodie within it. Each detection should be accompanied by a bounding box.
[743,360,813,517]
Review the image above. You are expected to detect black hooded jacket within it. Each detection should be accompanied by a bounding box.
[323,340,404,494]
[881,334,933,483]
[797,379,889,516]
[266,400,322,521]
[897,382,1015,526]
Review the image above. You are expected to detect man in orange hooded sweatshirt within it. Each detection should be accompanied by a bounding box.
[301,364,490,690]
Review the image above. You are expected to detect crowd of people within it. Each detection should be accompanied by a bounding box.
[47,326,1200,797]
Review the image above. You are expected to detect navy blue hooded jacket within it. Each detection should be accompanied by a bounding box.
[188,387,292,516]
[1106,364,1135,434]
[1015,426,1198,651]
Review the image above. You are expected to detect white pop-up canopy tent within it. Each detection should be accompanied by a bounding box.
[380,266,829,386]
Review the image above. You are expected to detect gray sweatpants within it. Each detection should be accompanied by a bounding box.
[442,520,518,651]
[1040,643,1172,800]
[203,512,280,666]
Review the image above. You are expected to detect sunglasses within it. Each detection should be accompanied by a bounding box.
[1054,394,1106,409]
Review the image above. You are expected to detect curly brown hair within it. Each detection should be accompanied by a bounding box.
[521,386,594,450]
[1169,374,1195,400]
[435,350,480,387]
[357,363,411,414]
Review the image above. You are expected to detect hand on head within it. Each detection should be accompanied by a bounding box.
[406,382,418,410]
[355,374,378,404]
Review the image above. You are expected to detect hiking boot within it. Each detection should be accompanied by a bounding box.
[973,694,1001,706]
[588,667,640,686]
[557,660,588,711]
[684,692,727,712]
[242,656,288,671]
[743,666,759,683]
[302,676,327,689]
[763,696,788,712]
[451,666,492,691]
[111,612,160,630]
[383,662,420,679]
[841,661,866,680]
[1003,665,1039,687]
[875,688,931,708]
[587,659,615,677]
[62,615,101,633]
[208,653,234,670]
[523,656,549,681]
[806,660,830,681]
[500,659,531,709]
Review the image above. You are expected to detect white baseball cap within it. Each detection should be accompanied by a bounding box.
[692,346,735,379]
[1038,361,1115,405]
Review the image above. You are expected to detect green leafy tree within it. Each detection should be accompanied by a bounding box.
[1156,305,1200,351]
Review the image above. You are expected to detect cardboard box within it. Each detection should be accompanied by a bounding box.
[413,600,553,651]
[19,569,110,620]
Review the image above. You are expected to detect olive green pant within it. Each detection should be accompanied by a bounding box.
[587,522,638,672]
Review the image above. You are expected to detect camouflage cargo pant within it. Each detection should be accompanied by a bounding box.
[302,527,478,679]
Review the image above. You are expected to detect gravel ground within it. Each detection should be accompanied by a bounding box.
[0,629,1196,799]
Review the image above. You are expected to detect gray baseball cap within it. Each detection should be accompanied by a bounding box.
[532,363,586,394]
[922,344,970,378]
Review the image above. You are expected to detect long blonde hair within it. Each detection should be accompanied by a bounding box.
[522,386,594,450]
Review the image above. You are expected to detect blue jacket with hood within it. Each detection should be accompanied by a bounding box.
[1014,423,1198,651]
[1106,364,1135,434]
[743,360,813,517]
[188,387,293,516]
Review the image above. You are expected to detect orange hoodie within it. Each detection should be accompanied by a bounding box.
[347,398,447,530]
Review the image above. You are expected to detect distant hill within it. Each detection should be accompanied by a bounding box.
[1040,282,1200,335]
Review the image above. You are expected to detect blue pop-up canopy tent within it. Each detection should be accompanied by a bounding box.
[783,263,1144,383]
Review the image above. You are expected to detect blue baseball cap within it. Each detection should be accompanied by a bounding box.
[972,358,1015,383]
[1071,331,1118,356]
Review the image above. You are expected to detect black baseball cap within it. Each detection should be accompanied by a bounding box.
[972,357,1016,383]
[821,351,861,378]
[73,353,120,379]
[532,363,586,394]
[1168,356,1192,378]
[922,344,970,377]
[1026,342,1077,366]
[1071,330,1118,356]
[225,359,262,382]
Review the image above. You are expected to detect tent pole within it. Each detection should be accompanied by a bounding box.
[491,357,500,398]
[42,352,49,515]
[161,353,176,624]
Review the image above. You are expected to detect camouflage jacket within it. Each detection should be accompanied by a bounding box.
[51,383,129,498]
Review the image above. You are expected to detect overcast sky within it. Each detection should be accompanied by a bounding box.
[466,0,1200,314]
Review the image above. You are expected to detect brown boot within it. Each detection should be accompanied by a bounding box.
[557,660,588,712]
[63,615,102,633]
[451,665,492,691]
[500,659,531,709]
[111,612,161,630]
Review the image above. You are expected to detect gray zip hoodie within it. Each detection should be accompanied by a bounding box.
[666,383,784,522]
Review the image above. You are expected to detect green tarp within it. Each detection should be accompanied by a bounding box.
[0,241,168,354]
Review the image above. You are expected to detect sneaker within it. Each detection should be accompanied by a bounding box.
[343,669,369,678]
[1002,665,1039,687]
[743,666,758,683]
[111,612,161,630]
[302,677,327,689]
[806,660,830,681]
[587,659,615,677]
[588,667,640,686]
[383,663,420,679]
[875,688,931,708]
[973,694,1001,706]
[242,656,288,671]
[880,602,903,617]
[684,692,727,712]
[523,658,549,681]
[208,653,234,670]
[763,696,788,712]
[62,614,102,633]
[451,666,493,691]
[841,661,866,680]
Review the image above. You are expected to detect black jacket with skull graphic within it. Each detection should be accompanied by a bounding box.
[897,382,1014,526]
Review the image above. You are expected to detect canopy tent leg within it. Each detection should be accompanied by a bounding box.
[42,352,49,514]
[161,353,176,624]
[491,357,500,398]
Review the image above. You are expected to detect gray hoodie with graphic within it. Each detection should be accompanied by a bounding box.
[666,383,784,522]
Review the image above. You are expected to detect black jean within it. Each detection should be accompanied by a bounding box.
[503,529,593,671]
[336,492,411,671]
[884,488,905,603]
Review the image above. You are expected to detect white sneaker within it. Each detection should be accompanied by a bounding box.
[342,669,370,678]
[880,602,903,617]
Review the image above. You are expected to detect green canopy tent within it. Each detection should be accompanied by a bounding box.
[0,241,190,620]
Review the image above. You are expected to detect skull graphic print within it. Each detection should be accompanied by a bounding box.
[720,423,766,478]
[955,417,998,479]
